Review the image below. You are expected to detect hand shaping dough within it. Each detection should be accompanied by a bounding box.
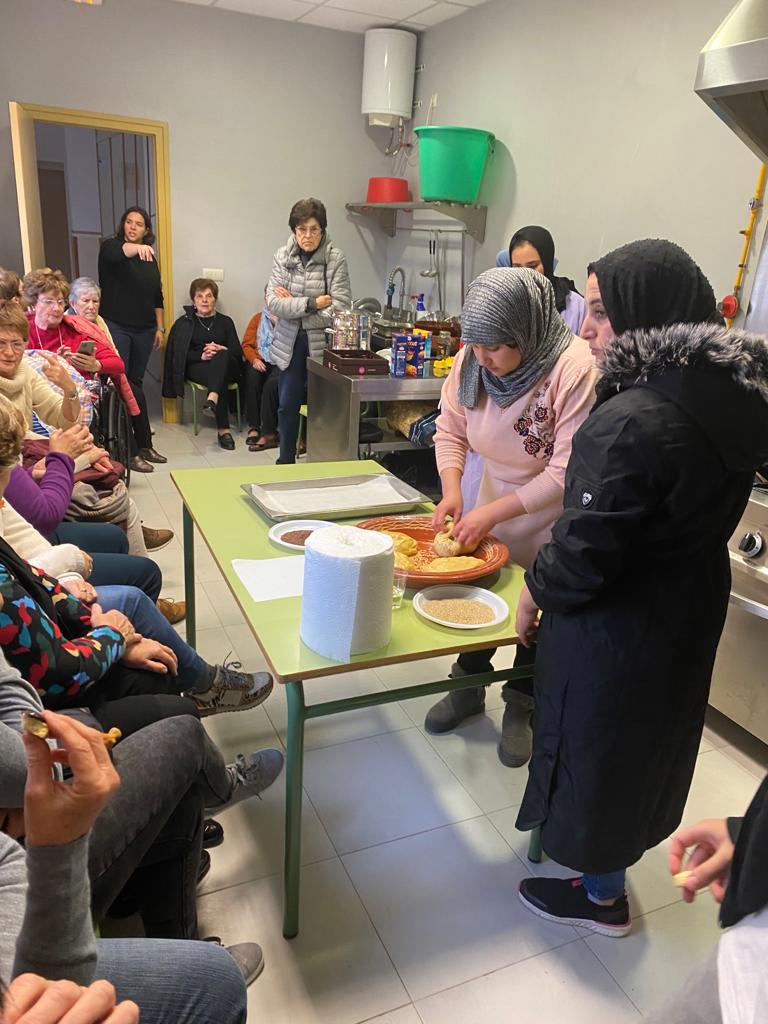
[433,524,479,557]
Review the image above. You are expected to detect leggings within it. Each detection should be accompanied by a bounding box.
[244,360,279,435]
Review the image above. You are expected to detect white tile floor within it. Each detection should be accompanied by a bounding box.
[132,418,768,1023]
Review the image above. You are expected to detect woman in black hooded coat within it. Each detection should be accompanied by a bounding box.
[513,239,768,937]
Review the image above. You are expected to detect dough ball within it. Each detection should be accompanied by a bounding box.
[427,555,485,573]
[433,524,478,557]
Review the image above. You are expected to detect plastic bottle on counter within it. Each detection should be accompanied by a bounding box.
[415,293,428,321]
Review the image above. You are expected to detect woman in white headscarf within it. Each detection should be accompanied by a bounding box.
[423,268,597,768]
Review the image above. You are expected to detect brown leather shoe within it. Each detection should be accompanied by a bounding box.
[157,597,186,624]
[142,525,174,551]
[130,455,154,473]
[140,447,168,464]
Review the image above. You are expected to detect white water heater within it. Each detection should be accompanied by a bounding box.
[362,29,417,127]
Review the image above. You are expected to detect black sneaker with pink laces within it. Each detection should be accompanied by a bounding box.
[518,876,632,937]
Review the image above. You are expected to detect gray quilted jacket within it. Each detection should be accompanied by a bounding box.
[266,233,352,370]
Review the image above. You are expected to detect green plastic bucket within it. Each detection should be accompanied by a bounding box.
[414,125,495,203]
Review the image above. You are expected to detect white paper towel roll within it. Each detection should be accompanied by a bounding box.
[300,525,394,662]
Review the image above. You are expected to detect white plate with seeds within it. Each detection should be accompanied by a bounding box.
[413,585,509,630]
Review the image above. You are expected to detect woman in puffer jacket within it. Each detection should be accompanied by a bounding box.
[266,198,352,464]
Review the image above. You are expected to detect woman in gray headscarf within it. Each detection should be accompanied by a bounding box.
[424,268,598,767]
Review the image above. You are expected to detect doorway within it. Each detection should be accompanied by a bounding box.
[10,101,176,419]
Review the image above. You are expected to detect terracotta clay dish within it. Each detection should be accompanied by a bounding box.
[356,514,509,587]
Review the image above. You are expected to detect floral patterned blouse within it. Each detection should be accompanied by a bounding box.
[0,561,124,706]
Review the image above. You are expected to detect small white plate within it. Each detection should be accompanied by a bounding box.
[267,520,334,551]
[413,585,509,630]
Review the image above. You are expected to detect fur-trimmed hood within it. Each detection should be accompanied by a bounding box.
[596,322,768,472]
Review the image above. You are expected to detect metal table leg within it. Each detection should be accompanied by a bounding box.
[283,680,307,939]
[527,825,542,863]
[182,504,196,649]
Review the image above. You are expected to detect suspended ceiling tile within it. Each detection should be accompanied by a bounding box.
[325,0,429,20]
[214,0,315,17]
[410,2,473,26]
[297,7,396,32]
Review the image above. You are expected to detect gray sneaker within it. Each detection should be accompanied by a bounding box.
[225,748,284,806]
[205,938,265,986]
[191,658,274,717]
[226,942,265,986]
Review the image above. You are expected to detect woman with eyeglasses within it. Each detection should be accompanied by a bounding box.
[267,198,352,463]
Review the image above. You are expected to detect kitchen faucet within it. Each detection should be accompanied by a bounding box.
[386,266,406,313]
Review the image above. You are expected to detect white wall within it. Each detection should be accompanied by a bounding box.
[0,0,392,329]
[384,0,765,317]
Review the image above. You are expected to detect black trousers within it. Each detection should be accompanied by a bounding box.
[456,642,537,698]
[106,320,155,451]
[243,361,279,434]
[84,663,199,738]
[186,350,241,429]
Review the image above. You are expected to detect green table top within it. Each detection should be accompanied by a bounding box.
[172,460,525,683]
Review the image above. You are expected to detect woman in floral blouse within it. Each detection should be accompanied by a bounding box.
[423,269,597,767]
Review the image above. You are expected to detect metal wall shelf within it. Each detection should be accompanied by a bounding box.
[345,200,487,243]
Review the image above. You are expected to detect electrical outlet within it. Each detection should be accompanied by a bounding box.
[203,268,224,281]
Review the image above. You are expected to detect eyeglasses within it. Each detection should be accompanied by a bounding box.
[295,226,322,238]
[38,298,66,308]
[0,340,25,352]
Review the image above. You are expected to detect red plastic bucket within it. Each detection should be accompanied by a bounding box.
[366,177,410,203]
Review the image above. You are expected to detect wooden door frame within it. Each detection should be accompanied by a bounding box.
[9,102,174,322]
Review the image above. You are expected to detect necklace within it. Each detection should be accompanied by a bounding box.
[195,312,217,332]
[31,321,63,351]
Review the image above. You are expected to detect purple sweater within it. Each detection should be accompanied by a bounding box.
[5,454,75,536]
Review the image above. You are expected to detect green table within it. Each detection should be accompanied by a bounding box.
[172,460,539,938]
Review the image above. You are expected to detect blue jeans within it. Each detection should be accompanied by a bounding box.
[277,330,309,464]
[96,586,206,689]
[582,869,627,901]
[95,938,247,1024]
[51,522,162,602]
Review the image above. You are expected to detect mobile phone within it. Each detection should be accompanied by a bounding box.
[78,340,96,356]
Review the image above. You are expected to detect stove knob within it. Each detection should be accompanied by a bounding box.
[738,532,764,558]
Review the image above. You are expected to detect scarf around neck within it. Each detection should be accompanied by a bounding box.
[458,268,574,409]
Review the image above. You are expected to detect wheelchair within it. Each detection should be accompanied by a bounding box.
[91,378,133,486]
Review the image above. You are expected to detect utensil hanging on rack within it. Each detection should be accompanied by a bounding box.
[420,233,437,279]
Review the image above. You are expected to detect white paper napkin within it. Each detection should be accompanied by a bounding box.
[231,556,304,603]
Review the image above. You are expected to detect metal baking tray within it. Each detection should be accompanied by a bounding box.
[240,473,430,522]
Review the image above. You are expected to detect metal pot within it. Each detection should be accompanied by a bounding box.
[325,309,372,350]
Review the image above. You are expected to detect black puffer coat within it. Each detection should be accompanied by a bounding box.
[162,306,242,399]
[516,322,768,873]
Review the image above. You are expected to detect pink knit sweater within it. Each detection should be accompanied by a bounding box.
[435,339,598,569]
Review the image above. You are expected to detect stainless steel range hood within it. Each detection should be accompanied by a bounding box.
[695,0,768,163]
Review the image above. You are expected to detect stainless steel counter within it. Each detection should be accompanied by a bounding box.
[306,357,444,462]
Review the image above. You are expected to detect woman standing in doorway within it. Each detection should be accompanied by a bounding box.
[98,206,166,473]
[267,198,351,464]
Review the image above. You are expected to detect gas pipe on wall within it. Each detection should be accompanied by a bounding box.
[720,163,766,325]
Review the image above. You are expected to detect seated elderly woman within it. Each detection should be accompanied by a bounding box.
[0,266,22,302]
[241,289,279,451]
[0,300,174,560]
[163,278,243,449]
[0,651,281,962]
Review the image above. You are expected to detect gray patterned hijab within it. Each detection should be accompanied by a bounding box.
[459,267,574,409]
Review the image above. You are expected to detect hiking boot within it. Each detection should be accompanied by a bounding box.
[190,659,274,717]
[497,689,535,767]
[157,597,186,624]
[519,877,632,938]
[142,525,174,551]
[424,681,486,734]
[224,749,284,807]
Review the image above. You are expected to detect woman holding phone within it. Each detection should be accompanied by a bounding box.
[22,269,124,378]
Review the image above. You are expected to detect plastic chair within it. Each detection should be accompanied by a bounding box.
[184,380,241,435]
